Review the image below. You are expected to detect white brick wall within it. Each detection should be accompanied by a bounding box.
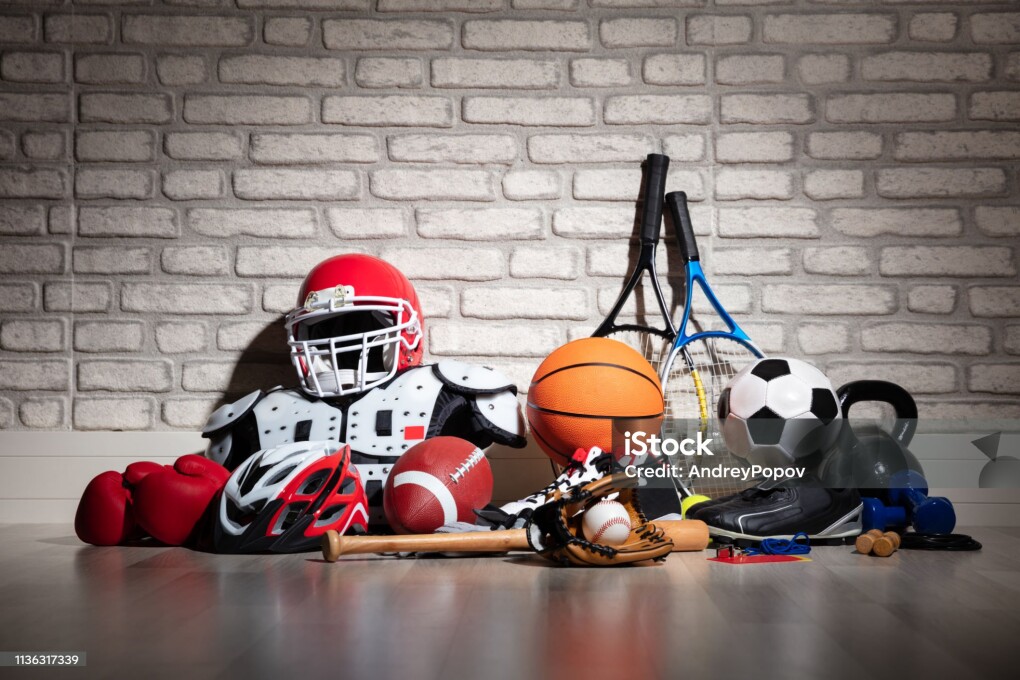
[0,0,1018,435]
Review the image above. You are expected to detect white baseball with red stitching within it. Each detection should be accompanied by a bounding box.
[582,500,632,546]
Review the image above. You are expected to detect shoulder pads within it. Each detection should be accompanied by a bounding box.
[433,359,517,395]
[203,389,264,437]
[473,391,526,442]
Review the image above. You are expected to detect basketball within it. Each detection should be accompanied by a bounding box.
[527,337,664,466]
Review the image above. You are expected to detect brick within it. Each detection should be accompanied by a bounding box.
[74,321,144,353]
[161,246,229,276]
[642,54,704,86]
[464,96,594,127]
[716,132,793,163]
[20,397,66,429]
[0,15,36,44]
[185,95,311,125]
[862,323,991,356]
[379,0,500,9]
[356,57,422,89]
[969,364,1020,395]
[880,246,1015,277]
[0,93,68,122]
[417,208,544,240]
[263,285,299,313]
[45,14,111,44]
[806,132,881,160]
[75,169,152,200]
[80,93,172,124]
[0,320,65,352]
[234,169,360,201]
[0,359,69,391]
[571,59,632,87]
[416,286,455,318]
[162,169,224,201]
[803,246,871,276]
[250,133,377,165]
[44,282,110,313]
[663,134,706,161]
[876,168,1006,198]
[156,55,207,85]
[1008,53,1020,82]
[75,53,145,84]
[828,93,956,123]
[327,208,407,239]
[553,207,639,239]
[711,248,792,276]
[371,169,493,201]
[22,131,65,160]
[586,244,665,277]
[600,18,676,48]
[323,19,453,50]
[908,285,956,314]
[74,397,153,430]
[0,131,11,159]
[264,17,312,46]
[605,95,711,125]
[591,0,703,5]
[970,92,1020,121]
[1,51,64,83]
[831,208,962,238]
[971,12,1020,44]
[895,131,1020,161]
[79,360,173,392]
[164,132,241,161]
[828,362,957,395]
[236,0,367,7]
[463,20,590,51]
[719,207,818,238]
[188,208,316,238]
[529,134,653,164]
[574,168,705,201]
[798,54,850,84]
[503,170,560,200]
[48,206,72,235]
[462,287,587,320]
[123,14,253,46]
[122,283,253,314]
[716,169,793,200]
[716,54,785,85]
[1009,327,1020,355]
[687,15,752,45]
[0,283,36,313]
[433,58,558,90]
[0,206,45,235]
[236,246,344,277]
[74,246,150,275]
[379,247,504,281]
[975,207,1020,237]
[155,322,207,354]
[219,55,344,87]
[862,52,991,83]
[909,13,957,42]
[78,207,177,238]
[721,94,812,124]
[430,322,561,357]
[0,244,63,274]
[0,168,66,199]
[163,399,218,429]
[797,323,850,355]
[216,322,282,353]
[969,287,1020,318]
[763,284,896,316]
[76,130,154,162]
[764,13,896,44]
[510,247,580,280]
[804,170,864,200]
[389,134,516,164]
[323,95,452,127]
[514,0,579,7]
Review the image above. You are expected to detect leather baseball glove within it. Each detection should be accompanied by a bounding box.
[525,473,673,567]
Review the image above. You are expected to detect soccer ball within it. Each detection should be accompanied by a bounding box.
[718,358,842,466]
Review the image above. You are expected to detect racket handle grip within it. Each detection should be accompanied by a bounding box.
[640,154,670,245]
[666,191,699,262]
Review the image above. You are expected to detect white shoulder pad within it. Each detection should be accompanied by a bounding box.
[346,366,444,459]
[475,391,526,438]
[203,390,263,436]
[251,390,345,450]
[434,359,516,394]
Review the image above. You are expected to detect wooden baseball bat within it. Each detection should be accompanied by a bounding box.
[320,520,709,562]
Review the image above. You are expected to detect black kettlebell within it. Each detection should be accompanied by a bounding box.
[817,380,924,493]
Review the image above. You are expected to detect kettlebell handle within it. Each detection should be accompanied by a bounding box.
[837,380,918,447]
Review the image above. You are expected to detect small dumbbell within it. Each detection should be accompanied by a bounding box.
[855,529,901,557]
[886,470,956,535]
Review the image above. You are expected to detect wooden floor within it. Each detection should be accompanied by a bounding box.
[1,525,1019,680]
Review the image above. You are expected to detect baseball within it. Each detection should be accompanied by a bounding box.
[582,500,632,546]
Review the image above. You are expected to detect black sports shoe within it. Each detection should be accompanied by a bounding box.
[693,477,862,541]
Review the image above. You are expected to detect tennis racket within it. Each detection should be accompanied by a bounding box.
[661,191,765,500]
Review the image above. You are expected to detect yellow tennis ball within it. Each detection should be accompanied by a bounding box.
[681,494,711,519]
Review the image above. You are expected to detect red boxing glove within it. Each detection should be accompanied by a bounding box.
[132,455,230,546]
[75,461,163,546]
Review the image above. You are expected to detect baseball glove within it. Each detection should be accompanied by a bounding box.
[525,472,673,567]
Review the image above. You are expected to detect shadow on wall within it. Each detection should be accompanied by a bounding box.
[217,316,295,412]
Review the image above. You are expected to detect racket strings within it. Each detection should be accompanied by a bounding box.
[603,329,672,378]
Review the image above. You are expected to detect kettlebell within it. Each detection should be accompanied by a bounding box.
[817,380,924,492]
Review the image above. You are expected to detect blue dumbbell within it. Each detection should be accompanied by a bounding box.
[862,470,956,534]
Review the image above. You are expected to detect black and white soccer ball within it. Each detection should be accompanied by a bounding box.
[718,358,842,466]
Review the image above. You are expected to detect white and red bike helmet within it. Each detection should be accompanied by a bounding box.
[285,254,424,398]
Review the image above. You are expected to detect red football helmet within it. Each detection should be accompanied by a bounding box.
[285,254,424,397]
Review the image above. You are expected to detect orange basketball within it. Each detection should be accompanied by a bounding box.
[527,337,664,466]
